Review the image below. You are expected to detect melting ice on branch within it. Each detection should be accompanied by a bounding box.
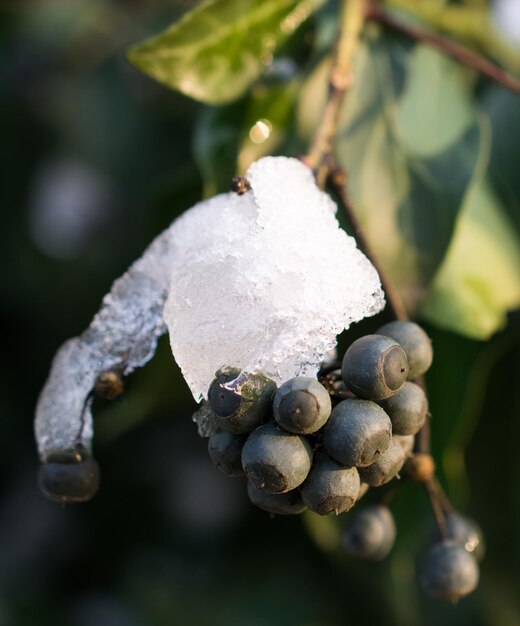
[35,156,385,459]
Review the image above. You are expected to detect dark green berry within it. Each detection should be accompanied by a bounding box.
[241,423,313,493]
[322,399,392,467]
[38,447,100,503]
[342,335,408,400]
[419,540,479,600]
[359,437,406,486]
[207,430,247,477]
[208,367,276,434]
[300,450,360,515]
[208,367,242,417]
[379,381,428,436]
[342,505,396,560]
[247,483,306,515]
[433,513,485,561]
[376,321,433,379]
[273,377,331,434]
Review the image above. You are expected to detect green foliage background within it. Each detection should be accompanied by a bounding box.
[1,1,519,625]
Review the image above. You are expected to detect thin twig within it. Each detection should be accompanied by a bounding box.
[305,0,366,181]
[414,423,430,454]
[434,477,454,515]
[425,478,448,539]
[365,2,520,96]
[325,159,408,322]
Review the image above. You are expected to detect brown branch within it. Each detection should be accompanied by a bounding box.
[434,477,454,515]
[305,0,366,183]
[326,159,408,322]
[366,2,520,96]
[425,478,449,539]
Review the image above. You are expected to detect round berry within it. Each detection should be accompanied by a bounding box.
[376,321,433,379]
[300,450,360,515]
[432,513,485,561]
[247,483,306,515]
[241,423,313,493]
[208,367,276,434]
[38,448,100,503]
[342,505,396,560]
[359,437,406,487]
[419,540,479,600]
[322,399,392,468]
[378,381,428,436]
[273,377,331,434]
[208,367,242,417]
[341,335,408,400]
[207,430,247,477]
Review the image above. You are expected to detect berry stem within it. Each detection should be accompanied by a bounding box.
[434,477,455,515]
[414,401,430,453]
[305,0,366,182]
[325,159,408,322]
[425,478,449,539]
[365,1,520,96]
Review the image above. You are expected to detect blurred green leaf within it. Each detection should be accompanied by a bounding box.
[127,0,323,104]
[385,0,520,73]
[193,78,298,195]
[421,178,520,339]
[237,79,299,171]
[193,102,244,196]
[485,87,520,238]
[336,38,485,313]
[395,46,474,156]
[297,35,511,333]
[301,510,341,552]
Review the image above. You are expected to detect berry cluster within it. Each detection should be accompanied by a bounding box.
[203,321,431,513]
[200,320,482,601]
[35,319,483,603]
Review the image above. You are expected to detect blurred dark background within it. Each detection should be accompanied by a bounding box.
[1,1,519,625]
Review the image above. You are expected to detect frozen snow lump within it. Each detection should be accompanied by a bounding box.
[35,156,384,458]
[164,156,385,401]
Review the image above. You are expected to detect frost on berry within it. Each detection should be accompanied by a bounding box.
[35,156,384,459]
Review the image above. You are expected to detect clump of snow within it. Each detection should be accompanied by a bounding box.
[35,156,384,458]
[35,224,179,458]
[164,157,384,400]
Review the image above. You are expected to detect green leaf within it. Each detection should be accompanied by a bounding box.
[128,0,323,105]
[395,46,474,156]
[485,87,520,238]
[421,178,520,339]
[193,102,244,196]
[385,0,520,74]
[237,79,299,171]
[193,79,298,195]
[335,37,485,313]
